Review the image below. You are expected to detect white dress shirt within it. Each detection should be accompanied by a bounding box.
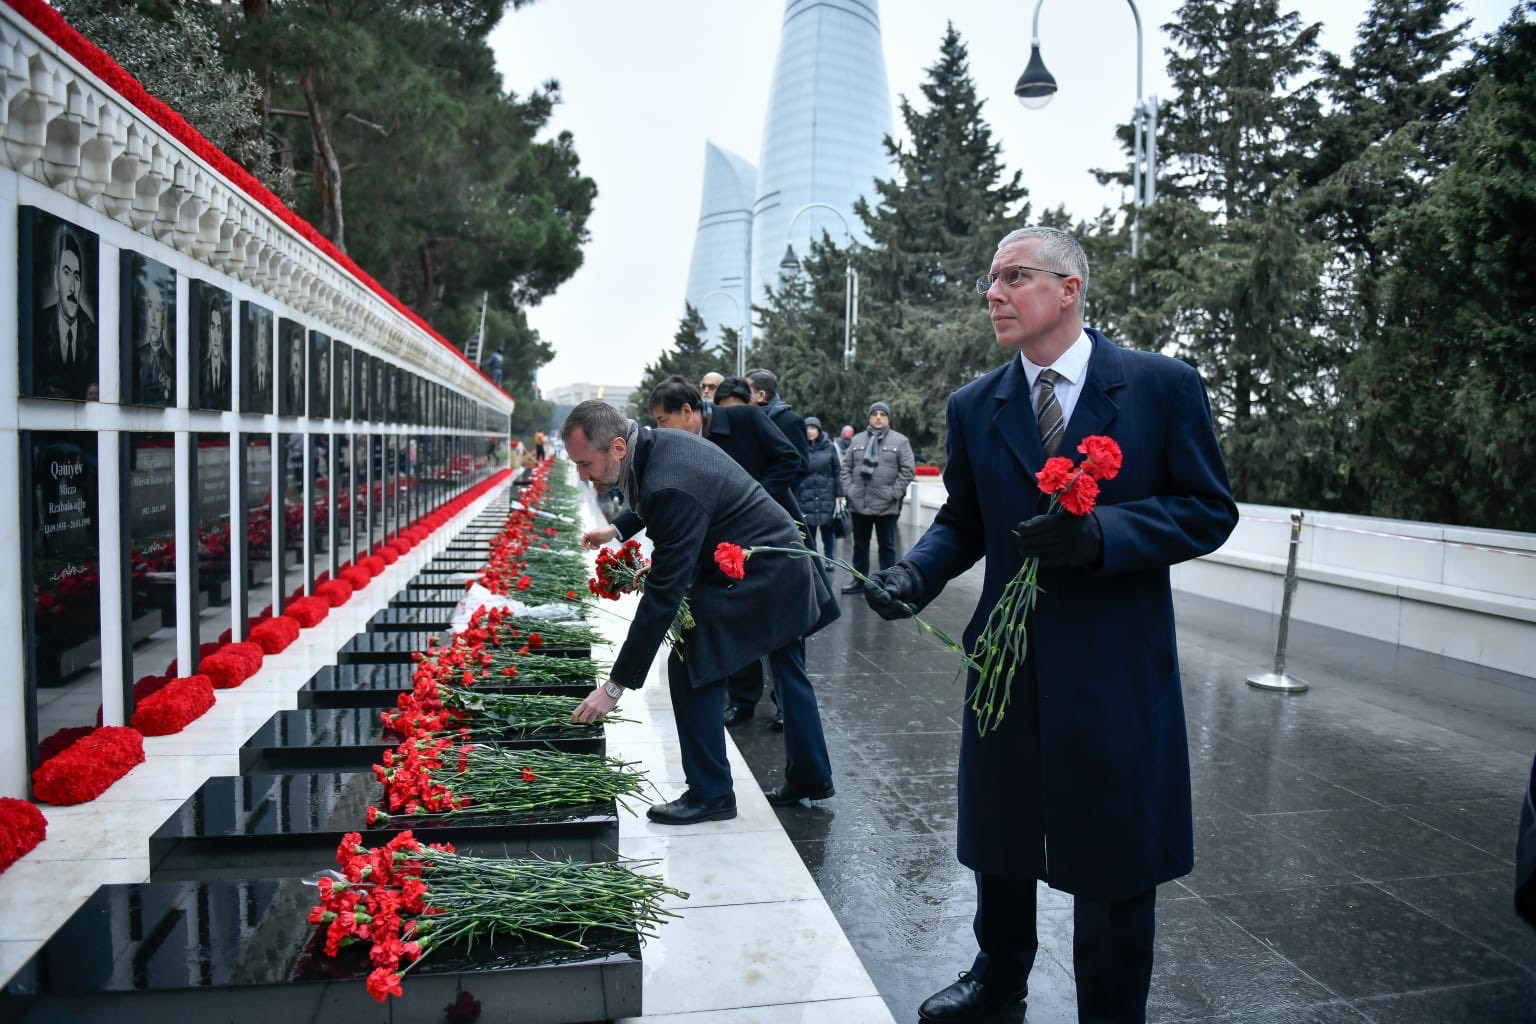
[1019,330,1093,432]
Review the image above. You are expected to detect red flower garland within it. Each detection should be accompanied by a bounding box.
[316,579,355,607]
[36,725,96,763]
[0,797,47,875]
[363,555,389,577]
[249,615,301,654]
[198,641,265,689]
[286,595,331,628]
[32,726,145,805]
[131,675,216,736]
[341,565,374,592]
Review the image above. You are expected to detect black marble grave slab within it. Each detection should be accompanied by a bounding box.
[295,665,591,709]
[368,606,451,632]
[336,629,443,664]
[147,771,620,880]
[0,879,641,1023]
[238,707,604,774]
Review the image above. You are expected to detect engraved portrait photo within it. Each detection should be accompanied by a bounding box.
[336,341,353,420]
[280,319,305,417]
[20,208,100,401]
[121,251,176,407]
[355,351,371,421]
[192,281,232,411]
[241,301,275,414]
[310,330,331,419]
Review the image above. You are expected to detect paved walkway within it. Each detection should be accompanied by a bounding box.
[730,524,1536,1023]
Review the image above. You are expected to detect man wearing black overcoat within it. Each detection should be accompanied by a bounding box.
[566,400,839,823]
[866,227,1238,1024]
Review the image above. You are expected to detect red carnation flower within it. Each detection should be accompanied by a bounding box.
[1077,435,1123,480]
[1034,456,1076,495]
[713,542,747,580]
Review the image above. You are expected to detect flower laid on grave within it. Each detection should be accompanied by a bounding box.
[308,830,685,1003]
[284,594,331,628]
[0,797,47,875]
[315,578,354,607]
[590,539,694,648]
[967,435,1122,735]
[31,726,144,805]
[248,614,301,654]
[130,674,215,736]
[197,640,265,689]
[368,744,649,822]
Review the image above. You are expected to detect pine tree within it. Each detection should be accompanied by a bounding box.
[852,24,1029,456]
[1128,0,1332,505]
[632,306,730,424]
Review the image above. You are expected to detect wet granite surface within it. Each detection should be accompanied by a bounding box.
[730,525,1536,1023]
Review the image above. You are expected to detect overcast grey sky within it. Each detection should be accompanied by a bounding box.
[488,0,1514,392]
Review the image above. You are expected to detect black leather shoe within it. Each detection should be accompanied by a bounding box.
[646,791,737,825]
[839,581,864,594]
[918,972,1027,1022]
[722,703,754,726]
[767,709,784,732]
[764,779,835,806]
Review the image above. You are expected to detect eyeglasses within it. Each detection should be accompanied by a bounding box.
[975,265,1069,295]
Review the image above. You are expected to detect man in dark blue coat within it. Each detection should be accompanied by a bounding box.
[565,401,839,822]
[867,227,1238,1024]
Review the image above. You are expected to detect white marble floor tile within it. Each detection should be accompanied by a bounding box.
[85,753,239,801]
[636,900,879,1016]
[618,995,897,1024]
[622,830,823,910]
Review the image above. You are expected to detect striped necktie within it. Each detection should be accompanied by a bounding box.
[1035,368,1065,457]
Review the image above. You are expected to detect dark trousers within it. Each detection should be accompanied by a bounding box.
[671,639,832,797]
[849,512,899,576]
[970,872,1156,1024]
[806,522,837,560]
[725,657,767,712]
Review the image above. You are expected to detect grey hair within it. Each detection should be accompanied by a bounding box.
[997,226,1089,312]
[561,399,627,448]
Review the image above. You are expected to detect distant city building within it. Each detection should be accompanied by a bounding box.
[749,0,892,311]
[545,382,635,419]
[683,142,756,354]
[679,0,893,357]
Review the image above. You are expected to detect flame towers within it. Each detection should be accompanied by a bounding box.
[683,0,893,363]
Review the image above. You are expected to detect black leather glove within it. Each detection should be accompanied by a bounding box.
[1014,512,1103,567]
[864,561,924,620]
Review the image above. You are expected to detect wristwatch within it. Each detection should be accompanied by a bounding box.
[600,680,626,700]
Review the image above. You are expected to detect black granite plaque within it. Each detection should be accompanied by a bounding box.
[195,434,232,645]
[334,340,352,419]
[278,318,304,417]
[25,431,101,698]
[311,434,332,581]
[308,330,331,420]
[147,771,619,880]
[367,607,452,632]
[124,434,177,683]
[190,281,231,411]
[244,434,274,618]
[120,251,176,407]
[18,208,99,401]
[278,433,305,602]
[295,664,589,708]
[0,878,641,1023]
[354,351,370,421]
[240,301,274,414]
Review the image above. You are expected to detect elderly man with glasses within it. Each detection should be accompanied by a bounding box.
[862,226,1238,1024]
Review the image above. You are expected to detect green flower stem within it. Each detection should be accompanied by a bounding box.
[436,687,632,734]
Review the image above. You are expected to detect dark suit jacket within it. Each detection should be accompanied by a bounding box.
[608,428,838,689]
[35,307,97,400]
[904,329,1238,900]
[201,355,231,411]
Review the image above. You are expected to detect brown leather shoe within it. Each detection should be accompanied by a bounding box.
[918,972,1027,1022]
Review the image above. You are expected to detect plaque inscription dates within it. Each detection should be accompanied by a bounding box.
[190,280,233,411]
[241,301,276,415]
[25,432,102,692]
[18,207,100,402]
[119,251,177,408]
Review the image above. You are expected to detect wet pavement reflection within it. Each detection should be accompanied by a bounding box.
[730,525,1536,1023]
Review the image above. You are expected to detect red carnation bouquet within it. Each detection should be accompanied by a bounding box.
[31,726,145,805]
[130,674,216,736]
[307,831,684,1002]
[0,797,48,874]
[968,435,1123,735]
[589,540,694,649]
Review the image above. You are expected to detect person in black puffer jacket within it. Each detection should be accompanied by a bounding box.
[796,416,842,559]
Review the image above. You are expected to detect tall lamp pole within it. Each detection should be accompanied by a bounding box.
[777,202,859,369]
[1014,0,1157,260]
[700,289,745,377]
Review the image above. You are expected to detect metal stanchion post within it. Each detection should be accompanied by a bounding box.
[1246,510,1310,693]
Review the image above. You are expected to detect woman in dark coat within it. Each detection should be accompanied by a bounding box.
[796,416,842,558]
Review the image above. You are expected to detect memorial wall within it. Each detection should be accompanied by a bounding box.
[0,4,515,798]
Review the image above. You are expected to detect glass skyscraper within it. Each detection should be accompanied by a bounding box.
[682,0,892,361]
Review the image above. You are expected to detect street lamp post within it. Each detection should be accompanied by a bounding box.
[1014,0,1157,260]
[700,288,745,377]
[777,202,859,369]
